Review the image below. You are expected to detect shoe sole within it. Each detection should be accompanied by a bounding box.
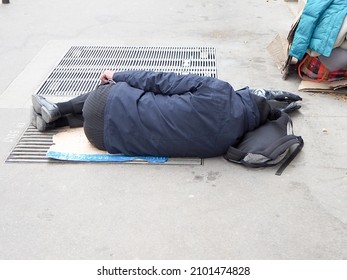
[31,109,47,131]
[32,95,43,115]
[41,106,55,124]
[31,95,60,123]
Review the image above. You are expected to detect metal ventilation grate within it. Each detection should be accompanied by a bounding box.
[7,46,217,164]
[6,125,203,164]
[6,125,55,163]
[37,46,217,96]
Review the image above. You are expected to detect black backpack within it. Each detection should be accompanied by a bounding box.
[224,113,304,175]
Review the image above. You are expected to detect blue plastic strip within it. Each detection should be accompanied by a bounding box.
[46,151,168,163]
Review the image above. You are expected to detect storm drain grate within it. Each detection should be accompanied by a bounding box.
[37,46,217,96]
[6,125,55,163]
[7,125,203,165]
[7,46,217,164]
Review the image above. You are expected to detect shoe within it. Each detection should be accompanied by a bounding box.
[32,95,61,123]
[31,109,55,132]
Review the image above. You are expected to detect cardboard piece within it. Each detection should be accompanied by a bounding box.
[46,128,168,163]
[266,33,289,72]
[267,33,296,80]
[298,80,347,94]
[267,7,302,79]
[49,127,105,155]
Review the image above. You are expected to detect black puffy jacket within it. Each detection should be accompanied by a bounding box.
[103,71,262,157]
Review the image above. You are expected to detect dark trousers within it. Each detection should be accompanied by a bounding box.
[64,92,90,127]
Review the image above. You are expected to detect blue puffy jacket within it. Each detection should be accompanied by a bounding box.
[289,0,347,60]
[103,71,262,157]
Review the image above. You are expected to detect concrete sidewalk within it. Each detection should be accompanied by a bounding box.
[0,0,346,259]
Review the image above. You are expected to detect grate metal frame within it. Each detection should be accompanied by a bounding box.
[7,46,217,164]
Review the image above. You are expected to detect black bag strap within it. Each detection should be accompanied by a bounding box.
[223,145,247,163]
[275,136,304,176]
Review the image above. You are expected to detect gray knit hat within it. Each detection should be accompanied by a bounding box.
[83,83,113,150]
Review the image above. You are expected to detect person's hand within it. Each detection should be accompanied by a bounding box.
[267,100,301,114]
[99,70,115,83]
[250,88,302,114]
[249,88,302,102]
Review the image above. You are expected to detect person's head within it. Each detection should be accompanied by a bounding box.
[83,85,113,150]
